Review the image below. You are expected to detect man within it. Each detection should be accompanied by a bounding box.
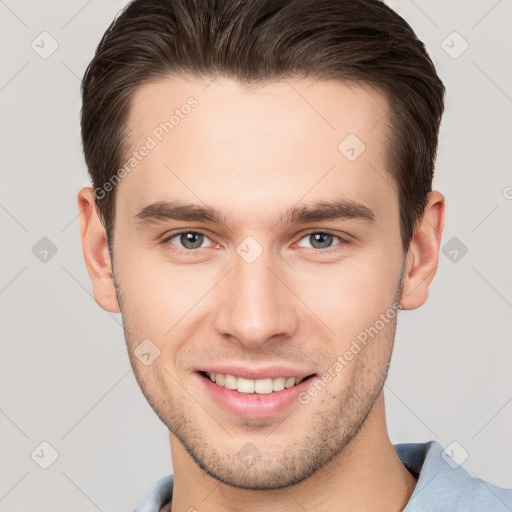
[77,0,512,510]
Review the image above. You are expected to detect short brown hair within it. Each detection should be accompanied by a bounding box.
[81,0,445,254]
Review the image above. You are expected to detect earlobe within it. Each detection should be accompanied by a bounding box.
[77,187,120,313]
[399,190,445,311]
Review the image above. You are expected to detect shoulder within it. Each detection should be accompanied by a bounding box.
[133,474,174,512]
[395,440,512,511]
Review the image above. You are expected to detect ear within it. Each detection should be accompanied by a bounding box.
[77,187,120,313]
[400,190,445,310]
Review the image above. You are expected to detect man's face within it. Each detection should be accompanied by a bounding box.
[112,76,405,489]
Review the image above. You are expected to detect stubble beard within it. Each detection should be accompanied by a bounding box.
[113,257,405,490]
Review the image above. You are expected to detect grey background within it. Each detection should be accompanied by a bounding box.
[0,0,511,510]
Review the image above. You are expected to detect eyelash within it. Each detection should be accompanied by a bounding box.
[160,229,349,256]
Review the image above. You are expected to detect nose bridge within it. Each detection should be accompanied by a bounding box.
[214,245,299,347]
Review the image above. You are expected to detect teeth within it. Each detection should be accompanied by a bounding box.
[254,378,273,394]
[237,377,255,393]
[205,372,307,394]
[285,377,295,389]
[273,377,285,392]
[225,374,237,390]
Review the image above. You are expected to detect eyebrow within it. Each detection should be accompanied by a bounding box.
[133,198,376,229]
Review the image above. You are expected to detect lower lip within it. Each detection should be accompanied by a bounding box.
[197,372,317,419]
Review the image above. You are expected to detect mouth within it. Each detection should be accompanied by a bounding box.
[195,364,319,418]
[198,370,316,395]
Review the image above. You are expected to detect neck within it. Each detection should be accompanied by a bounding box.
[168,393,417,512]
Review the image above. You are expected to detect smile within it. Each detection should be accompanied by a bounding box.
[202,371,308,394]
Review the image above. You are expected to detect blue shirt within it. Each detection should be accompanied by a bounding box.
[133,440,512,511]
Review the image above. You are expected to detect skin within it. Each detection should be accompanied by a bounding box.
[78,75,445,512]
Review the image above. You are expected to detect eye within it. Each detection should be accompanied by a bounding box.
[294,231,346,253]
[163,230,214,253]
[161,229,348,256]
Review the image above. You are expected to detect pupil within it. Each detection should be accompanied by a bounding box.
[178,233,333,250]
[311,233,332,249]
[181,232,203,249]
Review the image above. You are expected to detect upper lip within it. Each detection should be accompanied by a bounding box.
[199,365,315,380]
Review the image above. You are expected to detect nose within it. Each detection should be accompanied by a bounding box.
[213,248,300,349]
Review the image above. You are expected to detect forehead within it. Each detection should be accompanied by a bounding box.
[119,75,396,228]
[127,75,389,151]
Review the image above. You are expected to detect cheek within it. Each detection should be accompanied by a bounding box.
[328,309,397,396]
[292,251,400,328]
[115,233,401,345]
[117,257,201,324]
